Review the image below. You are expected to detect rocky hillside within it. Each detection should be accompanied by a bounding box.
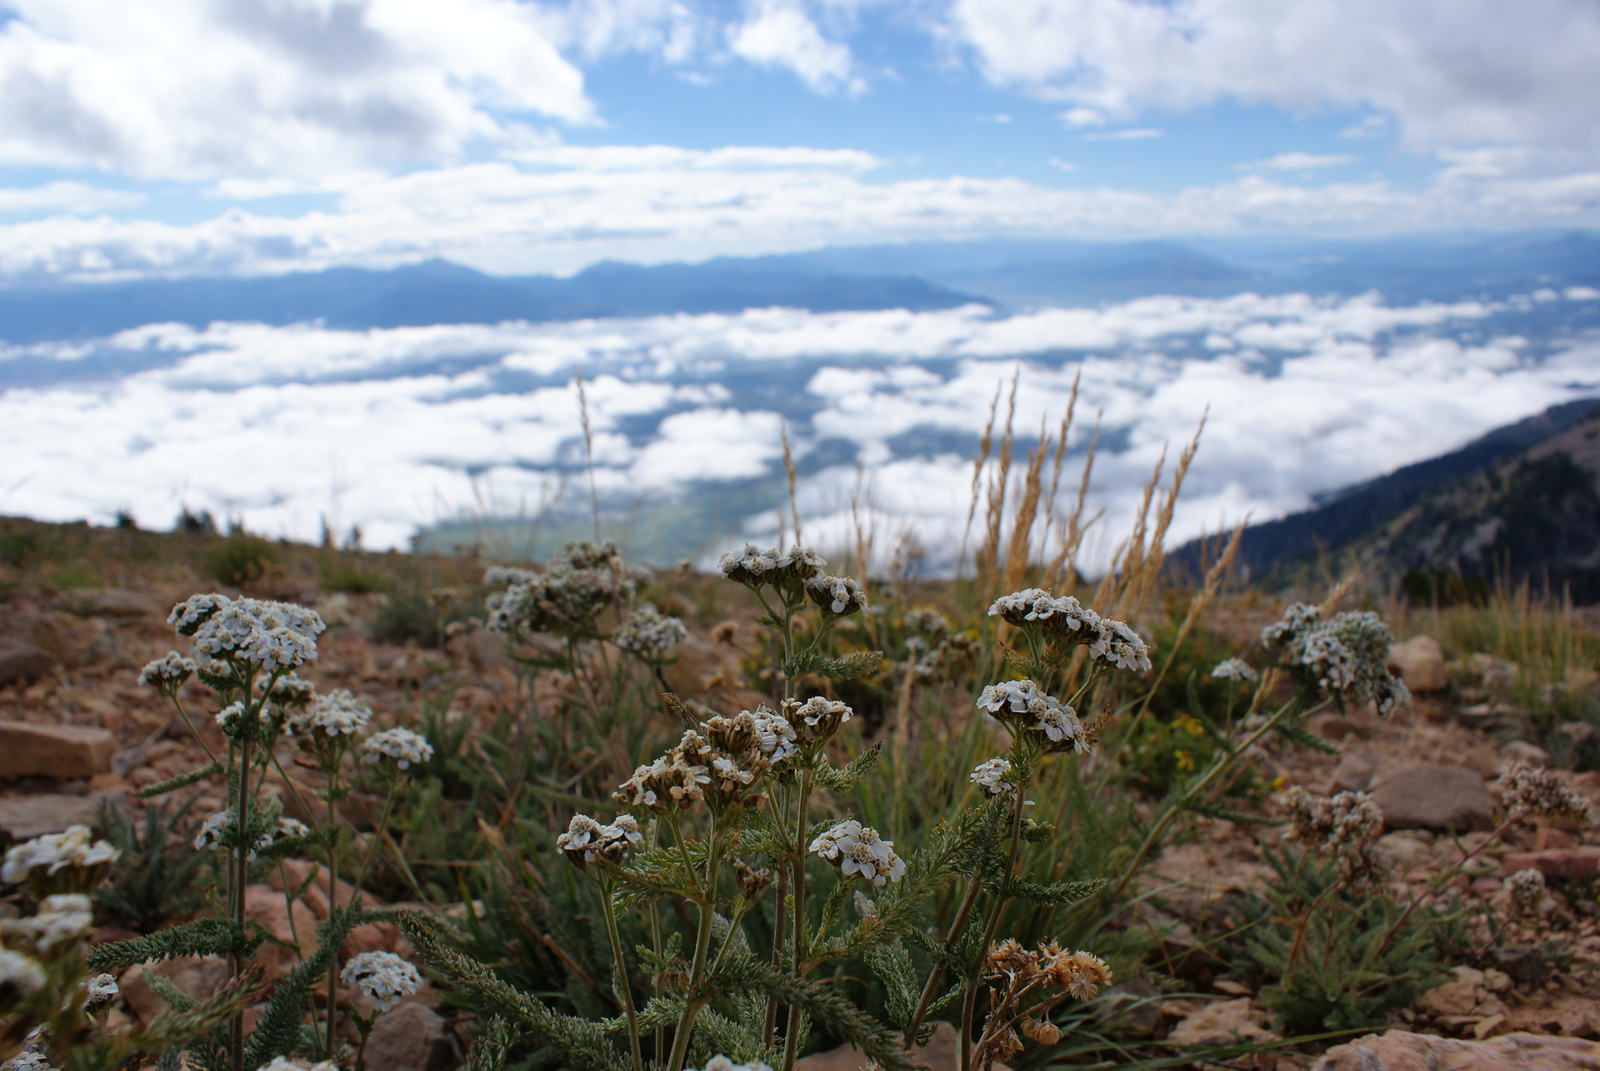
[1174,398,1600,600]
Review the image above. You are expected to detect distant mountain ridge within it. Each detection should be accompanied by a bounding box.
[2,230,1598,343]
[1173,398,1600,600]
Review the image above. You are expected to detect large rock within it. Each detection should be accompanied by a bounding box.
[120,956,231,1024]
[1309,1030,1600,1070]
[243,884,319,982]
[363,1002,456,1071]
[1372,764,1496,832]
[1167,998,1275,1047]
[0,792,124,841]
[1388,636,1448,693]
[1501,848,1600,880]
[0,642,57,687]
[0,721,117,779]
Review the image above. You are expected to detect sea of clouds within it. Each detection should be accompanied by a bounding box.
[4,286,1598,569]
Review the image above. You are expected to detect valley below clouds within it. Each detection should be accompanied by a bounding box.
[4,287,1598,570]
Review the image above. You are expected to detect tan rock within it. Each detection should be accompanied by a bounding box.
[1419,967,1487,1019]
[1503,741,1551,768]
[1371,764,1495,832]
[265,857,366,918]
[91,589,158,617]
[0,721,116,778]
[0,643,57,688]
[120,956,231,1024]
[244,884,319,982]
[1501,849,1600,880]
[363,1002,456,1071]
[1311,1030,1600,1070]
[794,1021,1003,1071]
[1167,998,1275,1047]
[0,791,124,840]
[1388,636,1448,693]
[1328,752,1376,794]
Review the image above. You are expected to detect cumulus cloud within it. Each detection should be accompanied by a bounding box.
[5,147,1600,280]
[729,0,861,93]
[0,181,145,215]
[3,289,1595,563]
[0,0,592,178]
[1257,152,1356,172]
[945,0,1600,151]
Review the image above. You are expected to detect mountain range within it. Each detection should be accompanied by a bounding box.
[2,230,1599,344]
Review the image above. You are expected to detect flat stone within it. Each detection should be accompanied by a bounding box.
[1312,1030,1600,1070]
[1167,997,1275,1047]
[90,590,158,617]
[1328,752,1376,794]
[1372,764,1495,832]
[363,1002,456,1071]
[0,792,125,841]
[1503,741,1551,768]
[0,721,117,779]
[1501,849,1600,880]
[1487,946,1550,985]
[0,642,57,688]
[1388,635,1448,693]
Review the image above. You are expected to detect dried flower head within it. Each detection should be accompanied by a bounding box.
[361,727,435,770]
[2,826,119,897]
[1497,762,1590,822]
[1047,948,1114,1001]
[340,950,421,1013]
[1283,787,1386,881]
[809,819,906,886]
[1210,658,1258,682]
[557,813,644,868]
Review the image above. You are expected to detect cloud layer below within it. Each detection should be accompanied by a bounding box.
[4,288,1596,564]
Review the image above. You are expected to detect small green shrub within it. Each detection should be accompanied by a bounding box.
[319,564,390,594]
[204,534,280,587]
[93,799,210,933]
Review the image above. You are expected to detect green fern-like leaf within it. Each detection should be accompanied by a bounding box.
[88,918,256,972]
[999,877,1105,907]
[133,762,224,800]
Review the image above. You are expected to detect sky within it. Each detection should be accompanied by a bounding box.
[1,0,1599,280]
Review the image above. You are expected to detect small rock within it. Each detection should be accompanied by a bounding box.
[1310,713,1377,742]
[1371,765,1495,832]
[1375,831,1433,868]
[1472,1013,1507,1040]
[794,1021,999,1071]
[1487,945,1551,985]
[1469,653,1519,689]
[1388,636,1448,693]
[1503,741,1551,768]
[1312,1030,1600,1070]
[1418,967,1486,1018]
[1482,969,1512,994]
[1455,704,1507,732]
[361,1001,456,1071]
[1501,849,1600,880]
[0,642,57,688]
[1167,998,1275,1047]
[1328,753,1376,794]
[0,721,117,779]
[120,956,231,1024]
[90,589,156,617]
[0,792,124,841]
[1533,825,1576,851]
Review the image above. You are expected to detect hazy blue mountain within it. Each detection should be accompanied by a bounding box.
[3,230,1597,343]
[0,257,979,343]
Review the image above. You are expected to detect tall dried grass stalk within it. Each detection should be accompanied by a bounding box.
[976,370,1021,583]
[1041,371,1081,541]
[958,380,1005,575]
[782,421,801,548]
[999,418,1049,600]
[574,373,602,541]
[1042,413,1100,593]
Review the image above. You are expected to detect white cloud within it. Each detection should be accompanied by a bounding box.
[6,147,1600,280]
[1082,128,1163,141]
[729,0,861,94]
[0,181,144,214]
[2,290,1592,564]
[0,0,591,178]
[945,0,1600,151]
[1059,107,1105,127]
[1257,152,1356,172]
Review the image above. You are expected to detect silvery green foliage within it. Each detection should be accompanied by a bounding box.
[1260,604,1409,715]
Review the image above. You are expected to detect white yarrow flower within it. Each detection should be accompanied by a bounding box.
[1210,658,1258,682]
[2,826,118,887]
[341,951,421,1012]
[292,689,372,738]
[970,757,1016,798]
[361,728,435,769]
[809,819,906,886]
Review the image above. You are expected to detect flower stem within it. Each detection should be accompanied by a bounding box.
[601,882,646,1071]
[667,822,721,1071]
[780,769,814,1071]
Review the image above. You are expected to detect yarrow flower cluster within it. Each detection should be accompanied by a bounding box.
[806,573,868,617]
[971,757,1017,798]
[170,594,326,669]
[1261,604,1409,716]
[138,651,197,690]
[361,728,435,770]
[485,541,649,639]
[192,812,307,857]
[1,1050,54,1071]
[983,938,1113,1003]
[987,589,1152,674]
[783,696,854,751]
[1505,868,1547,916]
[976,680,1088,754]
[1496,762,1590,821]
[1210,658,1258,682]
[1,894,94,955]
[2,826,119,896]
[615,742,714,813]
[614,603,689,663]
[85,973,118,1002]
[341,951,421,1013]
[698,1059,774,1071]
[291,689,372,740]
[0,948,46,1003]
[255,1059,339,1071]
[717,543,826,588]
[1283,787,1385,881]
[809,819,906,886]
[556,813,644,868]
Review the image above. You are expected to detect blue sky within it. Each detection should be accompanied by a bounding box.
[0,0,1596,280]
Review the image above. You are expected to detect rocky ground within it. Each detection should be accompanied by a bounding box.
[2,569,1599,1070]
